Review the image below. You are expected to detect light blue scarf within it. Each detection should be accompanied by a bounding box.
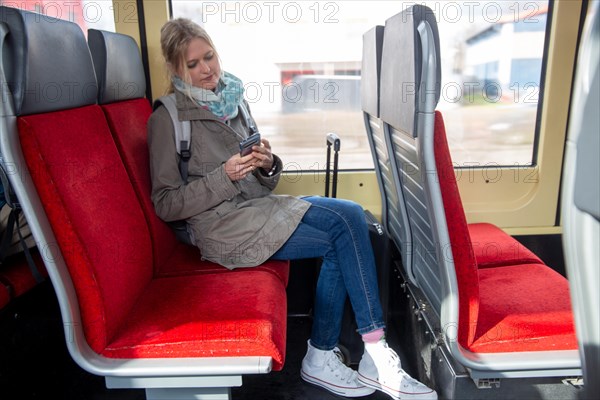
[172,72,244,121]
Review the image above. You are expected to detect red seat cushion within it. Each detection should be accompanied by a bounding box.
[19,104,289,367]
[103,269,287,370]
[158,242,290,285]
[469,223,543,268]
[472,264,577,353]
[0,249,47,298]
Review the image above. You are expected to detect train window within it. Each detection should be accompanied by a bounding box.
[0,0,116,33]
[171,0,549,170]
[441,1,550,168]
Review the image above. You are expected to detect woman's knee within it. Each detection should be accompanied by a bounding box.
[335,199,365,219]
[305,196,365,226]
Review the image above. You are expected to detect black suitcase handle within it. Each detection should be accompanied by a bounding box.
[325,132,341,198]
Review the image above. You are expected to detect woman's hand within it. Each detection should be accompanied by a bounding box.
[224,139,274,181]
[224,153,256,181]
[251,138,274,172]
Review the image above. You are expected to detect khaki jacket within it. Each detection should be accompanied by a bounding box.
[148,91,310,268]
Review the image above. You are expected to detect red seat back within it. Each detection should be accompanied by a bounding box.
[2,8,154,353]
[19,106,154,352]
[432,112,481,349]
[88,29,184,273]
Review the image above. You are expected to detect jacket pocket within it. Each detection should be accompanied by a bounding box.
[213,200,238,217]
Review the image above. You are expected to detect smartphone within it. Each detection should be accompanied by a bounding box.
[239,133,261,157]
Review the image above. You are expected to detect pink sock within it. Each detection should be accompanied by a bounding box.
[362,328,384,343]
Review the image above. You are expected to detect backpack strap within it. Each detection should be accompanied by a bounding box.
[153,94,192,184]
[152,95,194,245]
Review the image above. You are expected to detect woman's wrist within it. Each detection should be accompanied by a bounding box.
[260,156,279,177]
[261,162,277,176]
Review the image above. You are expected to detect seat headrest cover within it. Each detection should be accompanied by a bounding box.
[380,5,440,135]
[88,29,146,104]
[0,6,98,116]
[361,26,384,117]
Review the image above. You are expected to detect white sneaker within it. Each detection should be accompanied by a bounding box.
[358,339,437,400]
[301,340,376,397]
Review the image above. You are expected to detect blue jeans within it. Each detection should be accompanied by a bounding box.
[271,196,385,350]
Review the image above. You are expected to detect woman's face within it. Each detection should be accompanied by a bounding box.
[181,37,221,91]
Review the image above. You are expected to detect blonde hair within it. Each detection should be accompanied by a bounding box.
[160,18,219,94]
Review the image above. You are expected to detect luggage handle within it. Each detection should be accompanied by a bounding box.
[326,132,341,152]
[325,132,341,198]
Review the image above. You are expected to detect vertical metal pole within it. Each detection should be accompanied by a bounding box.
[332,150,339,199]
[325,141,332,197]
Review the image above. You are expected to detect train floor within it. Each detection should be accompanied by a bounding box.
[0,280,401,400]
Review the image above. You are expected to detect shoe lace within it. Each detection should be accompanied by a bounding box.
[326,349,354,383]
[379,342,422,388]
[379,341,401,372]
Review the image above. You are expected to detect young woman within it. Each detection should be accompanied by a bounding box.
[148,17,437,400]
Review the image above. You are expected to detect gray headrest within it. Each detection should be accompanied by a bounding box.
[0,6,97,116]
[361,26,384,117]
[88,29,146,104]
[380,5,441,135]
